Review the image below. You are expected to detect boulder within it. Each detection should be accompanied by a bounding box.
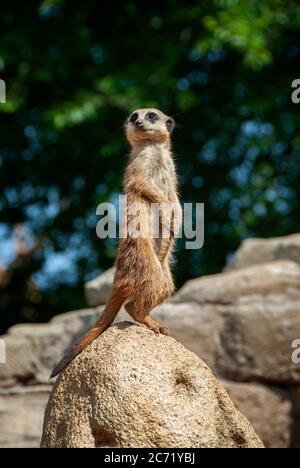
[41,322,263,448]
[226,234,300,271]
[0,300,224,388]
[223,381,292,448]
[118,302,225,370]
[151,302,225,370]
[0,308,102,386]
[0,385,51,448]
[172,260,300,304]
[216,294,300,384]
[84,267,115,306]
[171,261,300,384]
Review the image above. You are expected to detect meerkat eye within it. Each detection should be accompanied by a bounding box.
[129,113,138,123]
[146,112,158,122]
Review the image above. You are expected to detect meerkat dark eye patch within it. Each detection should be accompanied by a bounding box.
[130,113,138,123]
[146,112,159,122]
[166,117,175,133]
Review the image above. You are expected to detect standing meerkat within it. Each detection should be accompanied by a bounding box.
[51,108,182,378]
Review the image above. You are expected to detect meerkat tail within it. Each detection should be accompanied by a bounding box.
[50,289,125,378]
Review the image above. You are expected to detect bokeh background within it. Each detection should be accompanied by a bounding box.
[1,0,300,334]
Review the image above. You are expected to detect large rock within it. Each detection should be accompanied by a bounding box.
[172,260,300,304]
[151,302,225,370]
[223,381,292,448]
[0,385,51,448]
[84,267,115,306]
[172,261,300,384]
[41,322,263,448]
[0,300,224,388]
[116,302,225,370]
[227,234,300,271]
[217,294,300,384]
[0,308,102,386]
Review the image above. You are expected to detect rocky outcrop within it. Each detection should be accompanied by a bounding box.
[172,260,300,305]
[0,308,107,448]
[217,295,300,384]
[223,381,293,448]
[0,308,103,387]
[171,261,300,384]
[41,323,263,448]
[0,386,51,448]
[152,302,225,370]
[84,267,115,306]
[226,234,300,271]
[2,236,300,448]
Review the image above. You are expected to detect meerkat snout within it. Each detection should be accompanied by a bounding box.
[125,108,175,144]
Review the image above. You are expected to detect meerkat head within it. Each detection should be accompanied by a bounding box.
[125,108,175,145]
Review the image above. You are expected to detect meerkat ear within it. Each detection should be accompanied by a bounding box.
[166,117,175,133]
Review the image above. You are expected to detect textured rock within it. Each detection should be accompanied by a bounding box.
[84,267,115,306]
[172,260,300,304]
[0,308,102,386]
[217,294,300,384]
[41,322,263,448]
[171,261,300,384]
[223,381,292,448]
[151,302,225,370]
[227,234,300,271]
[0,386,51,448]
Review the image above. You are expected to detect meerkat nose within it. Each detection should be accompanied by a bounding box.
[135,120,143,127]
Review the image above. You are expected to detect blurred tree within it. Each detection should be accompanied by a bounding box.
[0,0,300,332]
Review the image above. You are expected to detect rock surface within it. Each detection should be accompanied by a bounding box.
[170,261,300,384]
[0,386,51,448]
[217,294,300,384]
[223,381,292,448]
[172,260,300,304]
[122,302,225,370]
[41,323,263,448]
[3,235,300,448]
[227,234,300,271]
[84,267,115,306]
[0,307,103,387]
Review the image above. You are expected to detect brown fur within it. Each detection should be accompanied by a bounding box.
[50,108,182,378]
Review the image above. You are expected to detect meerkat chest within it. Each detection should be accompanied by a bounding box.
[150,155,176,195]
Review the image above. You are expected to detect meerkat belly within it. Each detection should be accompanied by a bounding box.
[151,167,175,257]
[125,193,152,240]
[152,165,174,198]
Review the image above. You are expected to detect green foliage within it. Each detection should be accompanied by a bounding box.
[0,0,300,332]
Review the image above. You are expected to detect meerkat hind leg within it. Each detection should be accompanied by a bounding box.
[143,314,170,336]
[125,301,170,336]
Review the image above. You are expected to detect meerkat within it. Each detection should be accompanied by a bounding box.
[50,108,182,378]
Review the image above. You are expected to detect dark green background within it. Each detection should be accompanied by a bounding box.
[1,0,300,333]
